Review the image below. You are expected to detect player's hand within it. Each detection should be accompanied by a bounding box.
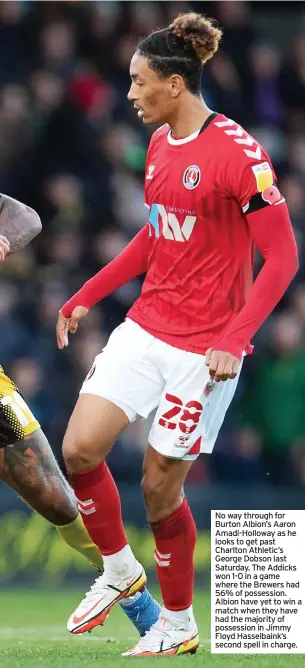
[205,348,240,382]
[0,235,10,261]
[56,306,89,349]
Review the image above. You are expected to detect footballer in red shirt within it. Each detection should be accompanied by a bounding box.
[57,12,298,656]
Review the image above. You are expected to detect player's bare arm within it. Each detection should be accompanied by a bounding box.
[0,193,42,254]
[0,429,77,524]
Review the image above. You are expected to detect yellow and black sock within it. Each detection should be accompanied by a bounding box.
[55,513,103,571]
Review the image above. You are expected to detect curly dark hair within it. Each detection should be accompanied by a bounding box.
[137,12,222,95]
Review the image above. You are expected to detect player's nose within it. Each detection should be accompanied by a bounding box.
[127,83,138,102]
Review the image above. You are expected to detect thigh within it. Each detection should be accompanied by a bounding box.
[80,319,164,421]
[65,321,165,465]
[0,366,40,448]
[149,348,243,460]
[63,393,131,464]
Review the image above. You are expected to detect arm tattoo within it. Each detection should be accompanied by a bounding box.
[0,429,78,524]
[0,194,42,253]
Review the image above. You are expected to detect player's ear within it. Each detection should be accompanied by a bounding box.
[169,74,184,98]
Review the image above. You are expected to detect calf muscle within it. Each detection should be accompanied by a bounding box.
[0,429,77,525]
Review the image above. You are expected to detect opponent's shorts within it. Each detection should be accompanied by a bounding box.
[0,366,40,448]
[80,319,243,461]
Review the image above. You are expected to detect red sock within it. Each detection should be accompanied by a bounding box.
[150,498,196,611]
[68,462,127,555]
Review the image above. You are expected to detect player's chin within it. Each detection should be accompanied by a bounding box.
[140,110,163,125]
[140,112,153,124]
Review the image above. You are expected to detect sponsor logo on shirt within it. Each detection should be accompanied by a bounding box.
[149,203,197,241]
[183,165,201,190]
[251,162,273,193]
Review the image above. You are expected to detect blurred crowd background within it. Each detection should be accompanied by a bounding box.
[0,0,305,490]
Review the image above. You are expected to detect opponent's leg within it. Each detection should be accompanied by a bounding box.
[0,429,104,570]
[0,355,160,636]
[0,363,105,568]
[123,445,199,657]
[63,395,148,634]
[0,428,160,635]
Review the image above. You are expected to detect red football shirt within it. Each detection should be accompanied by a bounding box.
[127,113,275,355]
[62,112,297,360]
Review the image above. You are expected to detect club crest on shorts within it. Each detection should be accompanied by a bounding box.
[204,380,216,397]
[183,165,201,190]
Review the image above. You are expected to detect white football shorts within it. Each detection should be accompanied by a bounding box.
[80,318,242,460]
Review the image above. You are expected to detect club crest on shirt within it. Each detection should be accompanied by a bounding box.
[183,165,201,190]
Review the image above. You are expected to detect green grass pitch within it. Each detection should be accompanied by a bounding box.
[0,589,303,667]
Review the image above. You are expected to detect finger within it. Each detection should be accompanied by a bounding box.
[222,360,235,382]
[56,317,62,349]
[229,359,240,380]
[210,353,228,382]
[0,235,10,247]
[205,347,212,366]
[69,317,79,335]
[208,351,218,379]
[0,248,8,260]
[56,325,62,349]
[56,316,69,349]
[56,325,66,349]
[214,360,226,382]
[59,328,69,349]
[0,239,10,254]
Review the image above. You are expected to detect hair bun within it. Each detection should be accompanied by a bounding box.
[169,12,222,64]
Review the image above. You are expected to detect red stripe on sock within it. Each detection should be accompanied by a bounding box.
[68,461,127,556]
[150,498,196,611]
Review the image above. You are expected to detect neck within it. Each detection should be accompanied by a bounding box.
[167,95,213,139]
